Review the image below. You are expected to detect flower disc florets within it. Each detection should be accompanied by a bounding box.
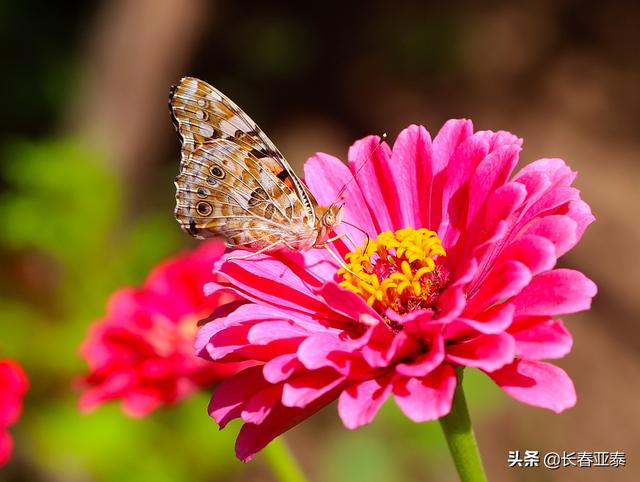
[339,228,449,317]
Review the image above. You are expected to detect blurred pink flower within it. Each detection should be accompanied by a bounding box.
[80,241,246,417]
[196,120,597,461]
[0,360,28,466]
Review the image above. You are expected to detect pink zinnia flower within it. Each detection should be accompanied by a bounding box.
[196,120,597,461]
[80,240,245,417]
[0,360,28,466]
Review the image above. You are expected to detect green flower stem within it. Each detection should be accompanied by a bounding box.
[439,368,488,482]
[262,436,310,482]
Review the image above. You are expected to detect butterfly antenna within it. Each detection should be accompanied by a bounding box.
[322,134,383,257]
[331,133,387,205]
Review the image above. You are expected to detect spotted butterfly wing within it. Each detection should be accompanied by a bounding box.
[170,77,322,250]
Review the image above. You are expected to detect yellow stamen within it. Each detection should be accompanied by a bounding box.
[339,228,447,316]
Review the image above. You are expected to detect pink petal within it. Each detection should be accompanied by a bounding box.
[565,200,595,245]
[281,248,342,282]
[384,329,426,366]
[523,215,578,258]
[205,299,249,322]
[458,182,527,271]
[211,255,337,319]
[513,158,576,186]
[481,182,527,237]
[201,322,252,361]
[282,369,345,408]
[459,220,509,280]
[208,366,268,428]
[122,391,162,418]
[467,142,521,224]
[446,333,516,372]
[510,319,573,359]
[338,377,393,429]
[524,200,593,259]
[389,307,435,335]
[79,371,136,413]
[347,136,397,232]
[235,386,342,462]
[512,171,552,210]
[241,384,282,425]
[522,186,580,228]
[304,153,376,245]
[0,431,13,467]
[296,332,351,373]
[512,161,578,221]
[428,119,474,230]
[359,323,406,368]
[475,130,522,150]
[392,364,457,422]
[513,269,597,317]
[247,320,310,345]
[432,119,474,173]
[487,359,576,413]
[396,335,445,377]
[313,281,382,325]
[263,354,300,383]
[434,285,468,324]
[447,303,515,338]
[389,125,433,228]
[438,134,490,247]
[421,259,477,328]
[466,260,532,315]
[498,235,557,276]
[0,362,28,425]
[198,305,309,363]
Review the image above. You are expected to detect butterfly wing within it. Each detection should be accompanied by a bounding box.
[170,77,319,249]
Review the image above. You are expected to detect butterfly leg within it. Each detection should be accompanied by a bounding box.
[317,232,372,281]
[321,245,367,282]
[227,240,285,261]
[317,231,359,251]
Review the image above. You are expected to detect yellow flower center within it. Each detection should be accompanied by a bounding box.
[339,228,449,316]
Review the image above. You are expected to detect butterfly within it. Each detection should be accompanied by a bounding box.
[169,77,345,257]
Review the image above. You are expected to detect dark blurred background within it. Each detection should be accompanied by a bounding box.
[0,1,638,481]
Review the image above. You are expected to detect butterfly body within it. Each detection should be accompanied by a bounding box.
[170,77,343,251]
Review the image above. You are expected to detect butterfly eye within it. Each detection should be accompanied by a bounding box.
[196,202,212,216]
[210,165,225,179]
[323,212,334,226]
